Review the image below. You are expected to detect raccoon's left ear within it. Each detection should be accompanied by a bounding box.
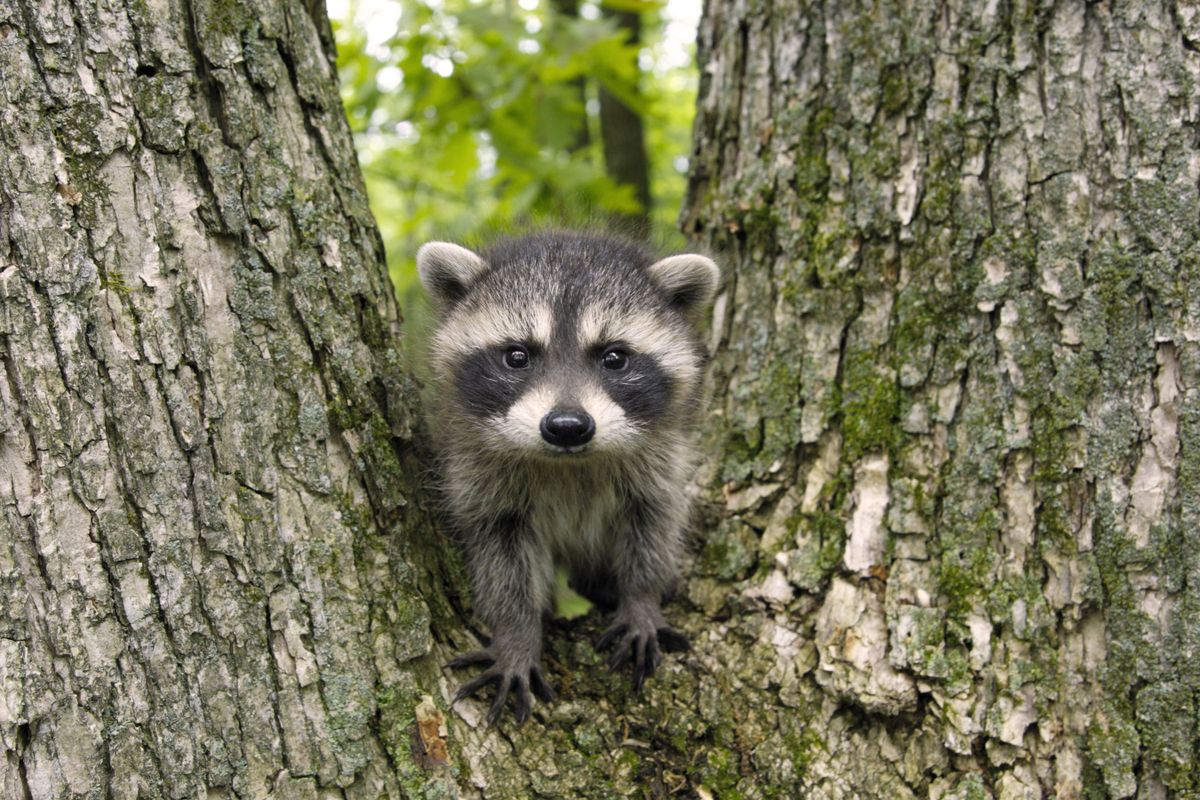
[647,254,721,314]
[416,242,489,306]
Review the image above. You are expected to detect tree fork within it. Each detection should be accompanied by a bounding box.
[3,0,1198,798]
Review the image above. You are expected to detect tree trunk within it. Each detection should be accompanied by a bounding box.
[598,6,652,236]
[549,0,592,155]
[0,0,447,796]
[680,1,1200,798]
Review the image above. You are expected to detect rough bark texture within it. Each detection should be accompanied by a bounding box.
[680,1,1200,798]
[0,0,449,797]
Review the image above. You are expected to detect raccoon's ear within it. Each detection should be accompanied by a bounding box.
[416,242,488,306]
[646,254,721,313]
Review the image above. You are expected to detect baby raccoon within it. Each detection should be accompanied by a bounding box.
[417,231,719,724]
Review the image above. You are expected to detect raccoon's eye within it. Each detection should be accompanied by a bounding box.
[601,347,629,371]
[504,346,530,369]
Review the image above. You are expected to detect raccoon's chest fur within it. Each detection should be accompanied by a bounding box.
[526,466,622,567]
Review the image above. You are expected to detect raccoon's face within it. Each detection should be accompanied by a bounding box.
[417,233,720,460]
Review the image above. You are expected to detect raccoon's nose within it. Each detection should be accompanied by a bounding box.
[540,410,595,447]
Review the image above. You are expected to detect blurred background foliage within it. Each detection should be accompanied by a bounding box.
[330,0,700,322]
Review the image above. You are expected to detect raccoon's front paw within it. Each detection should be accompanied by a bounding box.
[597,604,690,689]
[447,649,556,725]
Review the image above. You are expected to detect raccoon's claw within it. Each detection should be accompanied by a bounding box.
[595,622,627,651]
[598,620,689,689]
[449,654,555,725]
[529,664,556,702]
[656,626,691,653]
[602,626,661,688]
[446,650,495,669]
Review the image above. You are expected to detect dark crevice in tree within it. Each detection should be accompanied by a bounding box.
[14,723,32,800]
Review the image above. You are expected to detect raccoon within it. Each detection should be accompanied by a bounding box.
[417,230,719,724]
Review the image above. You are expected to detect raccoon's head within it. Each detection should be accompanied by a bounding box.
[417,232,720,460]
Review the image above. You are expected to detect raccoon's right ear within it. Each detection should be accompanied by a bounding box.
[416,242,489,306]
[646,253,721,315]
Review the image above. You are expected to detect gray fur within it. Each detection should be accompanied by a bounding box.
[419,231,718,724]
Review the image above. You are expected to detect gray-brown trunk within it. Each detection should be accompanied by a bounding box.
[681,1,1200,797]
[0,0,444,796]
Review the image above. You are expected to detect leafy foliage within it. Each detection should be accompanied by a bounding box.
[332,0,697,311]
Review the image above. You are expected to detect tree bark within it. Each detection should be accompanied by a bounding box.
[0,0,804,796]
[0,0,446,797]
[680,1,1200,798]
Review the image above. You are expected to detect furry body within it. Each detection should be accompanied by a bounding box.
[417,231,718,723]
